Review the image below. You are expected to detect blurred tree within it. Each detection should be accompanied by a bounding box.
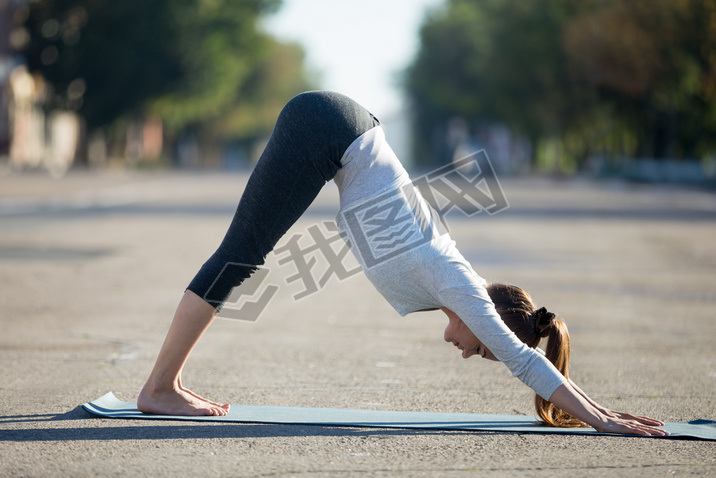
[406,0,588,166]
[565,0,716,159]
[406,0,716,168]
[147,0,313,142]
[20,0,312,154]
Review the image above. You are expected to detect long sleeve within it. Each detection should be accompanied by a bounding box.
[335,125,566,401]
[432,260,566,400]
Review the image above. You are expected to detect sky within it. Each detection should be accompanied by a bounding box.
[262,0,445,120]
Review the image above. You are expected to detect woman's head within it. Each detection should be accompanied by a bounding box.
[443,307,499,361]
[485,283,586,428]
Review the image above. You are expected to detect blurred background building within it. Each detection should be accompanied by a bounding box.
[1,0,715,182]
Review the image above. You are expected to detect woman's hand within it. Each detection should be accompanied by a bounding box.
[599,409,665,427]
[566,379,666,431]
[548,382,669,436]
[592,414,668,436]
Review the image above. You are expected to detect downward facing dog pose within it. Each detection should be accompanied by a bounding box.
[138,91,667,435]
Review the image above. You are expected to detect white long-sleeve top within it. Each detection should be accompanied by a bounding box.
[334,126,565,400]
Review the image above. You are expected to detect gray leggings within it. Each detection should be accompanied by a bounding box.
[187,91,380,309]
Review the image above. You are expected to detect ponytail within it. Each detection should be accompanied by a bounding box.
[532,308,586,427]
[486,284,587,428]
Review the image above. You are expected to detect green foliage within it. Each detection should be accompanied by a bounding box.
[22,0,312,142]
[24,0,186,126]
[406,0,716,167]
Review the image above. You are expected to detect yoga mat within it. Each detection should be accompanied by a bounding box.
[83,392,715,440]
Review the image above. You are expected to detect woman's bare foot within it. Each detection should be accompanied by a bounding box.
[137,384,229,416]
[177,376,229,410]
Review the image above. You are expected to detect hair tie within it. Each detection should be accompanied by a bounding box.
[533,307,556,337]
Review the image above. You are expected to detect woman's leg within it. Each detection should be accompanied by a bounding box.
[138,91,379,415]
[138,290,225,415]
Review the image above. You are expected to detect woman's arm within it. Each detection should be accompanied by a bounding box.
[548,382,668,435]
[567,379,665,427]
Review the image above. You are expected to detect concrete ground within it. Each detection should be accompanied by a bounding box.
[0,169,714,477]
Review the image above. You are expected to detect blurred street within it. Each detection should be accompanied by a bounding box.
[1,170,715,477]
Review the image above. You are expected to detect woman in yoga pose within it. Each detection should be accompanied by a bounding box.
[137,91,667,435]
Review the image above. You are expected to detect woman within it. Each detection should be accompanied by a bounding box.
[138,91,667,436]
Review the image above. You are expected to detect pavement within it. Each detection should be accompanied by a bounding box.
[0,169,714,477]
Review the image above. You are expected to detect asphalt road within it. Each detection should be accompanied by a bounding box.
[1,170,714,477]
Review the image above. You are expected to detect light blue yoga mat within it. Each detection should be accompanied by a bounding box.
[83,392,715,440]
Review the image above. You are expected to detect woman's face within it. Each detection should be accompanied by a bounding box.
[443,308,498,361]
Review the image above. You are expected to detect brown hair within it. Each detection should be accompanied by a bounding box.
[485,283,587,428]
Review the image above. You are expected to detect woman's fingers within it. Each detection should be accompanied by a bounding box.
[623,422,669,436]
[597,417,669,436]
[636,426,669,436]
[613,411,665,426]
[632,415,665,426]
